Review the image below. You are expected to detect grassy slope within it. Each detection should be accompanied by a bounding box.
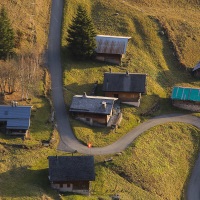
[0,0,51,53]
[62,0,200,147]
[61,0,200,199]
[0,1,59,200]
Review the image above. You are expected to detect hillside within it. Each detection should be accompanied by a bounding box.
[0,0,51,53]
[62,0,200,199]
[0,0,199,200]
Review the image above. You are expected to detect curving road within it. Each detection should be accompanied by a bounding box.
[48,1,200,199]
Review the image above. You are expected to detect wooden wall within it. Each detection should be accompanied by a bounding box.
[95,53,122,65]
[105,91,141,102]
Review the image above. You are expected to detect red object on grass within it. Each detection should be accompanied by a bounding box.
[88,143,92,148]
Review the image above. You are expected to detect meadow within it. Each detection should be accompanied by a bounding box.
[0,0,200,199]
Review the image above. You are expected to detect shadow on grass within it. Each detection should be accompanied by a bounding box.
[0,167,58,199]
[61,47,111,70]
[64,83,104,97]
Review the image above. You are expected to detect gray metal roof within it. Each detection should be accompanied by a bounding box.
[48,156,95,182]
[95,35,131,55]
[69,95,117,115]
[0,105,32,130]
[102,72,147,93]
[193,62,200,71]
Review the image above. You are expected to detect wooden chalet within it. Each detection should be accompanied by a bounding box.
[171,86,200,112]
[0,102,32,137]
[48,156,95,195]
[69,93,117,126]
[95,35,131,65]
[102,71,147,107]
[192,62,200,77]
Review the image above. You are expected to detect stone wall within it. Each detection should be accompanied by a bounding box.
[173,101,200,112]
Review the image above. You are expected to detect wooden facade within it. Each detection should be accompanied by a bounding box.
[95,53,122,65]
[72,112,112,126]
[105,91,141,102]
[51,181,90,195]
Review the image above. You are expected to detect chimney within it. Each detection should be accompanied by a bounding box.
[109,68,112,73]
[102,101,107,109]
[126,71,129,76]
[83,92,87,98]
[14,101,18,107]
[11,101,14,107]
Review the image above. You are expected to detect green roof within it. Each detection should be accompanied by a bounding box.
[171,86,200,102]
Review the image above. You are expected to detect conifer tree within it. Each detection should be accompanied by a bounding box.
[0,7,15,60]
[67,5,96,59]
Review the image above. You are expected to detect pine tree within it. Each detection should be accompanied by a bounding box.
[67,5,96,60]
[0,7,15,60]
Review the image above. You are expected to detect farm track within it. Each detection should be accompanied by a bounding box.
[47,1,200,199]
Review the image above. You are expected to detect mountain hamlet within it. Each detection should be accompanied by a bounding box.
[0,0,200,200]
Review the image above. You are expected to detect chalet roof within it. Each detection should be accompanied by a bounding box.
[69,94,117,115]
[193,62,200,71]
[48,156,95,182]
[102,72,147,93]
[0,105,32,130]
[171,86,200,102]
[95,35,131,55]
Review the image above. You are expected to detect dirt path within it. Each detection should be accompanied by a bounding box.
[48,1,200,199]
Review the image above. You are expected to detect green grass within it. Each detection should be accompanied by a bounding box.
[61,0,200,199]
[0,0,200,199]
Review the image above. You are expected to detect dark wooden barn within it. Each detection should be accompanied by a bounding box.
[69,93,117,126]
[48,156,95,195]
[95,35,131,65]
[0,103,32,137]
[102,71,147,107]
[192,62,200,77]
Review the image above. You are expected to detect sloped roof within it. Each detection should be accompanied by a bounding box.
[0,105,32,129]
[171,86,200,102]
[95,35,131,55]
[193,62,200,71]
[102,72,147,93]
[69,95,117,115]
[48,156,95,182]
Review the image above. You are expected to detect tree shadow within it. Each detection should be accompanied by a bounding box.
[0,167,58,199]
[61,47,112,70]
[64,83,104,97]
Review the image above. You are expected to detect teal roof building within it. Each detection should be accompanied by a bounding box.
[171,86,200,102]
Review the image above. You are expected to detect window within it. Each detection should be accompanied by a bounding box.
[67,183,70,187]
[60,183,63,188]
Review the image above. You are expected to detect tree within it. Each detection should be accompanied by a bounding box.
[67,5,96,59]
[0,7,15,60]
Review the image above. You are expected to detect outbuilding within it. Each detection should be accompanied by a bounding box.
[69,93,117,126]
[171,86,200,112]
[95,35,131,65]
[192,62,200,77]
[102,71,147,107]
[48,156,95,195]
[0,103,32,137]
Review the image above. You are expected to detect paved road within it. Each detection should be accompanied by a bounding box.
[48,1,200,199]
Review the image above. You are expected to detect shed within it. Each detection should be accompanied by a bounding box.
[171,86,200,111]
[0,104,32,136]
[102,71,147,107]
[48,156,95,195]
[95,35,131,65]
[69,93,117,126]
[192,62,200,77]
